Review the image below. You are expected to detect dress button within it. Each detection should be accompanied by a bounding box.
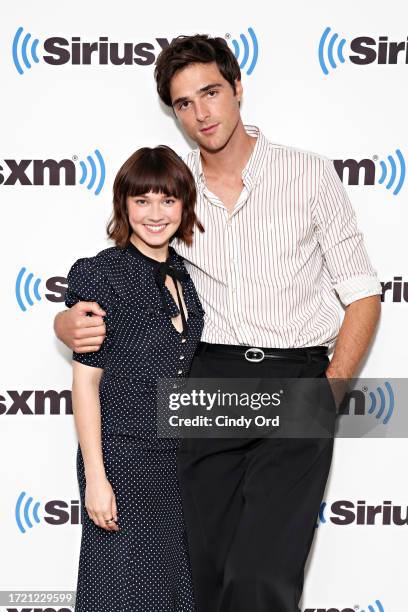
[179,355,185,360]
[178,369,183,375]
[181,337,187,343]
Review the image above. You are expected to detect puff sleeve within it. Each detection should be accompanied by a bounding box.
[64,255,117,369]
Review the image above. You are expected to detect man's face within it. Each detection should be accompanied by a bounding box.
[169,61,243,153]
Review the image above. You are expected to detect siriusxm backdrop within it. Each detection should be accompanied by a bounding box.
[1,1,407,611]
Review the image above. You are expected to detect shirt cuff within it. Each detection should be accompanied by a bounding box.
[334,275,382,306]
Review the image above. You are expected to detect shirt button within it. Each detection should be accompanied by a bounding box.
[179,355,185,360]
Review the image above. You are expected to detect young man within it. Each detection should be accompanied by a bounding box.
[55,35,381,612]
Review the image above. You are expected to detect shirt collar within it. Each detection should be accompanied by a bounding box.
[194,124,269,192]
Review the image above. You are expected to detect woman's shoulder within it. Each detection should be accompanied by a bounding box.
[65,246,125,308]
[68,246,124,276]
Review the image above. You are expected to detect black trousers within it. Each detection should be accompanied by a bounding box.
[177,343,335,612]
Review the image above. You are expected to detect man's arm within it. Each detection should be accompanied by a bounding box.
[54,301,106,352]
[326,294,381,379]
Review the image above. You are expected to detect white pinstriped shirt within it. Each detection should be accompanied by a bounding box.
[172,125,381,349]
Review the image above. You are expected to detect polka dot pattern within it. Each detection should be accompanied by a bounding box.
[65,242,205,611]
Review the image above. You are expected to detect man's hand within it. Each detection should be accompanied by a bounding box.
[54,302,106,353]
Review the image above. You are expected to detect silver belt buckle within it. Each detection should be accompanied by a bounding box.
[244,347,265,363]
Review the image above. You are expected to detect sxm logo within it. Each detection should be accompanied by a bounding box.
[15,270,67,312]
[0,389,72,416]
[304,600,384,612]
[318,26,408,74]
[318,499,407,526]
[226,27,259,75]
[337,381,395,425]
[0,150,105,195]
[15,491,80,534]
[334,150,405,196]
[12,27,259,75]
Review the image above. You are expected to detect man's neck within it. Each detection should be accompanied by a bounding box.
[199,121,257,180]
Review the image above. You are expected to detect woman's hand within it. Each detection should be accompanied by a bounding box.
[85,474,119,532]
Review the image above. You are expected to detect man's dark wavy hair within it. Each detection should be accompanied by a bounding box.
[154,34,241,107]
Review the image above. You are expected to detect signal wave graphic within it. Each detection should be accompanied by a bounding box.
[368,382,394,425]
[378,149,406,196]
[318,26,347,75]
[15,491,41,534]
[79,149,106,195]
[315,501,327,528]
[12,26,40,75]
[229,27,258,75]
[361,600,384,612]
[15,267,42,312]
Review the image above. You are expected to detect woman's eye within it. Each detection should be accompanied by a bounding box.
[164,199,175,205]
[135,199,147,205]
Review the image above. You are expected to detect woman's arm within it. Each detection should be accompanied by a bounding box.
[72,361,119,531]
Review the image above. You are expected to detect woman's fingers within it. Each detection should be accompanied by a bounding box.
[86,504,119,531]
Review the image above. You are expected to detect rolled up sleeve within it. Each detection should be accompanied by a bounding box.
[312,158,382,307]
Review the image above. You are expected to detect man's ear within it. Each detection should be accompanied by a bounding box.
[235,78,243,102]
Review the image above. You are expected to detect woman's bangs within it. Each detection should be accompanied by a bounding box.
[125,159,182,199]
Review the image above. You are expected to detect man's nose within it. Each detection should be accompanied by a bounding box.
[194,100,210,122]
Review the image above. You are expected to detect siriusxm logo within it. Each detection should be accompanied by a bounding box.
[15,492,80,534]
[304,600,384,612]
[15,270,67,312]
[318,499,407,526]
[0,150,105,194]
[333,150,405,196]
[381,277,408,303]
[0,389,72,416]
[319,26,408,74]
[12,27,258,75]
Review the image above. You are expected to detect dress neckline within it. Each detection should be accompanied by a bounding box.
[125,240,175,266]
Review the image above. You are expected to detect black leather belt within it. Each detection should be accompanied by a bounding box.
[196,342,328,363]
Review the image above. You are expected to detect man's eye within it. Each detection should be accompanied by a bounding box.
[207,90,217,97]
[179,101,190,110]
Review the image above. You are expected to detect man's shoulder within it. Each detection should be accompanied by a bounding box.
[265,138,330,167]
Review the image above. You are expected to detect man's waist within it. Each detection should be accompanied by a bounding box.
[195,342,328,363]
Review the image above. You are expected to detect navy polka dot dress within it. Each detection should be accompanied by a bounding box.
[65,241,204,612]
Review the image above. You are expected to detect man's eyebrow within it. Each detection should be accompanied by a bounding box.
[172,83,223,107]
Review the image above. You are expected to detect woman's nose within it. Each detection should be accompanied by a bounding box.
[147,203,165,221]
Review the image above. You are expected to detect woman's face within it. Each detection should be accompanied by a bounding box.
[126,190,183,250]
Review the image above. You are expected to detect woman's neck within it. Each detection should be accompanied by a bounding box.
[129,235,169,262]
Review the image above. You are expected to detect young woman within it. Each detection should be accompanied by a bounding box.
[65,145,205,611]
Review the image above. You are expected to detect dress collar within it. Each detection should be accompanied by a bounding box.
[125,240,176,267]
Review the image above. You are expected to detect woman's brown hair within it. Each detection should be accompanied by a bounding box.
[154,34,241,107]
[107,145,204,248]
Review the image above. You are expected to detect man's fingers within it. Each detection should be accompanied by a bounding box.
[78,338,107,350]
[75,301,106,317]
